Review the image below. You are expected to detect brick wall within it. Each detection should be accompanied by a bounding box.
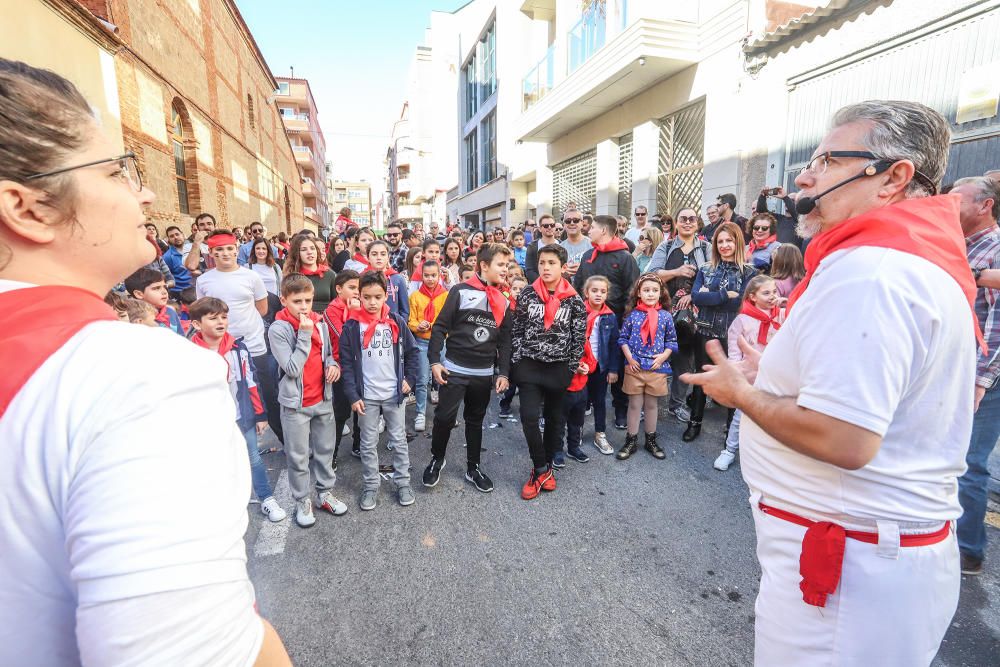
[103,0,304,234]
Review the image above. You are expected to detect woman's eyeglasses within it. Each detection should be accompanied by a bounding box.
[27,151,143,193]
[752,225,771,232]
[677,215,697,223]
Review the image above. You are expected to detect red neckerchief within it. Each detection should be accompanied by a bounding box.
[464,273,507,325]
[747,234,777,255]
[787,195,986,353]
[155,305,172,327]
[381,266,398,278]
[419,281,447,322]
[532,277,577,329]
[411,261,424,282]
[324,298,351,333]
[740,301,782,345]
[0,286,116,417]
[585,301,614,350]
[300,264,329,277]
[634,302,661,345]
[587,237,629,263]
[349,303,400,348]
[190,331,237,378]
[351,253,372,271]
[276,307,323,354]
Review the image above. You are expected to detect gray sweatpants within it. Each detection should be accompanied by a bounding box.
[281,401,336,501]
[358,399,410,491]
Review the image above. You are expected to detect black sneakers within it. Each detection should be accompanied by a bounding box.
[961,553,983,576]
[465,465,494,493]
[422,457,446,487]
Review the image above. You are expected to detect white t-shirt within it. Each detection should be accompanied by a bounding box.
[251,262,281,295]
[625,226,644,245]
[196,267,268,355]
[740,247,976,525]
[0,281,261,666]
[360,323,398,401]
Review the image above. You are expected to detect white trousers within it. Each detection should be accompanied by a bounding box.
[750,496,959,667]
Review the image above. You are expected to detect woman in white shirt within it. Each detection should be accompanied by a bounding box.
[0,58,290,666]
[248,238,283,295]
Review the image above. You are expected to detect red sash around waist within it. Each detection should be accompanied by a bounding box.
[758,502,950,608]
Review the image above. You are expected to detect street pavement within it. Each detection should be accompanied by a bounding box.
[247,397,1000,666]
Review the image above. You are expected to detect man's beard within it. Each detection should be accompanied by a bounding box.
[796,214,823,239]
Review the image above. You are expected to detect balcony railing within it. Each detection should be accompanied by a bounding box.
[568,2,607,75]
[522,44,555,111]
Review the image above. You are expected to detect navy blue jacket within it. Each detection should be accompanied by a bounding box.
[691,261,758,338]
[593,312,624,374]
[339,312,419,406]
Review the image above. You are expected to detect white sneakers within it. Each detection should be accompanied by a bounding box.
[316,491,348,516]
[593,432,613,455]
[260,497,286,522]
[714,449,737,471]
[414,413,426,431]
[295,499,315,528]
[430,389,439,404]
[342,423,351,436]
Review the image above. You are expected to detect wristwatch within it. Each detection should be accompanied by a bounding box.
[973,267,983,283]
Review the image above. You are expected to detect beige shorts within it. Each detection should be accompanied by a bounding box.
[623,368,670,396]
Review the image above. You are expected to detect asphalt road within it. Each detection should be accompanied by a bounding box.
[246,396,1000,667]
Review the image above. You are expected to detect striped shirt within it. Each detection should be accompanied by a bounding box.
[966,225,1000,388]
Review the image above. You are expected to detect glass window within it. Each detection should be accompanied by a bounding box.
[277,81,289,95]
[464,55,478,121]
[481,23,496,101]
[170,104,190,215]
[465,129,478,190]
[480,112,496,183]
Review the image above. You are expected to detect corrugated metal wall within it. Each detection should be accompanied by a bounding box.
[553,149,597,219]
[784,5,1000,188]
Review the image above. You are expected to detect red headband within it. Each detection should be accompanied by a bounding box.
[207,233,237,249]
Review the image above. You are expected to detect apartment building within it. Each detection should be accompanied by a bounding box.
[275,76,328,234]
[511,0,1000,226]
[329,180,373,228]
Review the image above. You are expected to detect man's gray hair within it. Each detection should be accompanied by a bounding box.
[832,100,951,198]
[954,176,1000,220]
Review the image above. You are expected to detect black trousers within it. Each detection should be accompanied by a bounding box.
[332,380,359,456]
[514,359,573,470]
[689,332,728,423]
[252,353,284,445]
[561,387,588,451]
[430,373,493,467]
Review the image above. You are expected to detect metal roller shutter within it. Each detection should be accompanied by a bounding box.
[553,149,597,219]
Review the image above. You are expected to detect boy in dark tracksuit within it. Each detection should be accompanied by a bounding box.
[423,244,514,493]
[512,244,586,500]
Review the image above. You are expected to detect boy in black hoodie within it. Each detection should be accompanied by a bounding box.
[512,244,587,500]
[423,243,514,493]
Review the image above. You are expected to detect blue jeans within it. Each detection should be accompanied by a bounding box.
[414,338,431,414]
[242,425,274,501]
[958,386,1000,561]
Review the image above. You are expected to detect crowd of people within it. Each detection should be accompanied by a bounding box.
[5,55,1000,666]
[117,187,818,523]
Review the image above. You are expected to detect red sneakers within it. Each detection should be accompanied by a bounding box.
[540,467,556,492]
[522,467,555,500]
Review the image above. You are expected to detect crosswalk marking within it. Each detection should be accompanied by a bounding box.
[253,469,291,557]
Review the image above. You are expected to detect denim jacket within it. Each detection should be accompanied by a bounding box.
[592,312,624,374]
[690,262,757,338]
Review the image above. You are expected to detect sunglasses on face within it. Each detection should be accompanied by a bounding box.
[639,236,649,241]
[634,212,647,217]
[753,225,771,232]
[385,232,401,237]
[540,223,554,228]
[677,215,697,223]
[564,218,581,224]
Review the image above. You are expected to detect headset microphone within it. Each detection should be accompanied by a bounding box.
[795,161,893,216]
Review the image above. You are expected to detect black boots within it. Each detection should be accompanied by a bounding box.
[616,434,639,460]
[644,432,666,459]
[682,421,702,442]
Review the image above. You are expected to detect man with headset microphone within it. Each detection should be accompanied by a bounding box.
[684,101,983,666]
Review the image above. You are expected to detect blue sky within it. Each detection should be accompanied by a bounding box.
[237,0,467,191]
